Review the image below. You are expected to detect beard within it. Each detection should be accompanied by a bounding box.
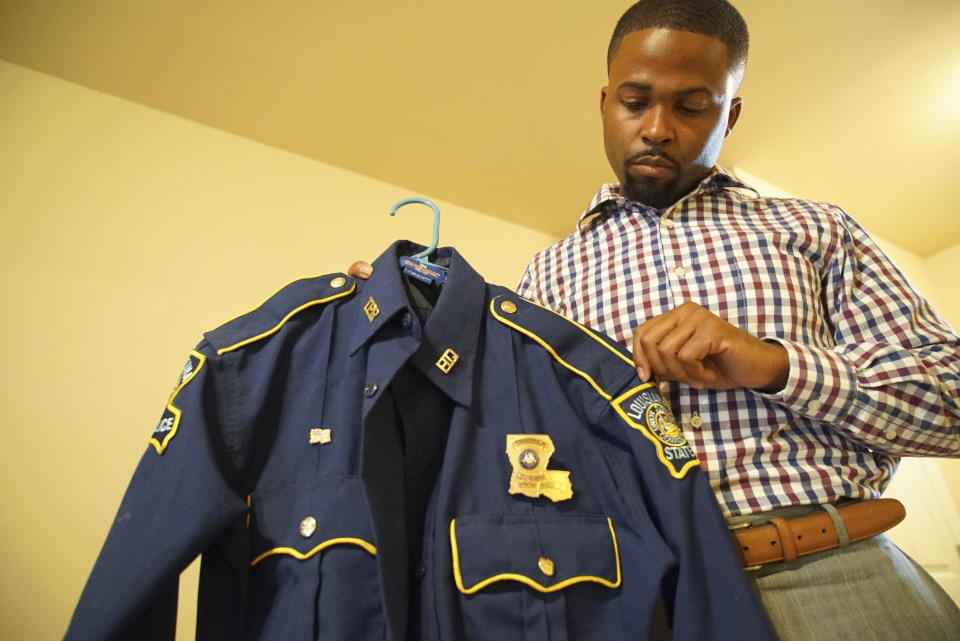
[621,171,683,210]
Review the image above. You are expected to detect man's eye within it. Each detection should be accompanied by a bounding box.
[678,104,707,115]
[623,101,647,111]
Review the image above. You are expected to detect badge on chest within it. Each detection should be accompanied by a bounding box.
[505,434,573,502]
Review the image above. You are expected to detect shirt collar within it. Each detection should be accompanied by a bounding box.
[576,166,758,231]
[348,240,487,407]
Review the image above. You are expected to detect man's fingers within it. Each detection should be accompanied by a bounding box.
[652,324,700,385]
[675,331,720,385]
[348,261,374,279]
[633,316,680,383]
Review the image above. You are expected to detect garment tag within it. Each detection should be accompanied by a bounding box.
[400,256,446,284]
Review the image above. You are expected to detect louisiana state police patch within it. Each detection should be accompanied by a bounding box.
[612,383,699,478]
[149,350,205,454]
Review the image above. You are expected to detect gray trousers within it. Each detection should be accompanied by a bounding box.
[729,506,960,641]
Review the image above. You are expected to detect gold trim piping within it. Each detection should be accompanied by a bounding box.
[489,297,613,401]
[450,517,621,594]
[217,282,357,355]
[204,274,349,333]
[519,297,635,367]
[250,537,377,567]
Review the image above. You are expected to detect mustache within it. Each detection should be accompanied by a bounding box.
[627,149,679,168]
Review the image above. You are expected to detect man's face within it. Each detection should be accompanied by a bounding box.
[601,28,742,209]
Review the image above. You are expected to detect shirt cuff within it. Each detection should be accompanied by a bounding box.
[752,338,859,423]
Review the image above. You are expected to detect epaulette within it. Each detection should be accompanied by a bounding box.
[204,274,357,356]
[487,288,636,402]
[488,288,698,479]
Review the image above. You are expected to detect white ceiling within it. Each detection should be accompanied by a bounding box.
[2,0,958,256]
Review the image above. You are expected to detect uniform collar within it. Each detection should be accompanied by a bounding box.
[348,240,487,407]
[576,166,758,231]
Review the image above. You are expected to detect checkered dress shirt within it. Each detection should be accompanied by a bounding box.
[516,169,960,516]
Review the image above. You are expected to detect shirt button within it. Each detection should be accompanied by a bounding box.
[363,383,379,397]
[807,399,822,412]
[299,516,317,538]
[400,311,413,328]
[885,428,897,440]
[689,414,704,429]
[662,217,674,228]
[538,556,555,577]
[413,566,426,581]
[674,266,686,278]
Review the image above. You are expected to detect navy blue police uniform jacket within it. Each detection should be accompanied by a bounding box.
[64,241,775,641]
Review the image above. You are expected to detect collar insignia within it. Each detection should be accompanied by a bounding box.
[363,297,380,322]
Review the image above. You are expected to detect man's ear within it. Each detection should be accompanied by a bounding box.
[725,97,742,137]
[600,86,609,116]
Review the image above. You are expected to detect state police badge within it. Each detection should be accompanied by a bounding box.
[149,350,205,455]
[505,434,573,502]
[612,383,699,478]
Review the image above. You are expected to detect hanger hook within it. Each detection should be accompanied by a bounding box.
[388,197,441,261]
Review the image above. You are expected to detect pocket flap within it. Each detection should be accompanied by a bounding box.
[250,476,377,566]
[450,514,621,594]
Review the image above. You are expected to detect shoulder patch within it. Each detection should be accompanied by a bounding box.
[150,350,205,454]
[204,274,356,355]
[488,293,634,401]
[612,384,699,478]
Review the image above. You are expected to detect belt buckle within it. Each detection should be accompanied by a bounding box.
[728,520,766,572]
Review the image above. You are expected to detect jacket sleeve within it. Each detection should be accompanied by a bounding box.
[756,207,960,457]
[599,380,777,641]
[63,342,248,641]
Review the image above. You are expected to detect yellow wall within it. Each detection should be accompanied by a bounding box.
[4,61,959,641]
[0,60,557,641]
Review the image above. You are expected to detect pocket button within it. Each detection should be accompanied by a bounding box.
[299,516,317,538]
[538,556,555,577]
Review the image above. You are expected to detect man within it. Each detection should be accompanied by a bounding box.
[353,1,960,638]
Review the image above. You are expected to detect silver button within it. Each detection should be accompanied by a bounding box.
[674,266,686,278]
[400,311,413,328]
[363,383,379,397]
[299,516,317,538]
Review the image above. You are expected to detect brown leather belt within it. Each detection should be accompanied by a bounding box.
[730,498,906,570]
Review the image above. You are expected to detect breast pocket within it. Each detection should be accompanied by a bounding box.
[450,514,626,641]
[246,476,384,641]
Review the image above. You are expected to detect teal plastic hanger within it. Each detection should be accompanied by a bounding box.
[389,197,443,266]
[389,197,447,284]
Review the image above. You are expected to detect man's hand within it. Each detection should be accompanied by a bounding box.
[348,262,374,279]
[632,302,789,393]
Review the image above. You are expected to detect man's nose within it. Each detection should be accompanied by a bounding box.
[640,105,673,146]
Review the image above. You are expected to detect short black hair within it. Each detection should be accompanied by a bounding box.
[608,0,749,79]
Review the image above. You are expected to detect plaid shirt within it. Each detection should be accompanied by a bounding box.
[517,169,960,516]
